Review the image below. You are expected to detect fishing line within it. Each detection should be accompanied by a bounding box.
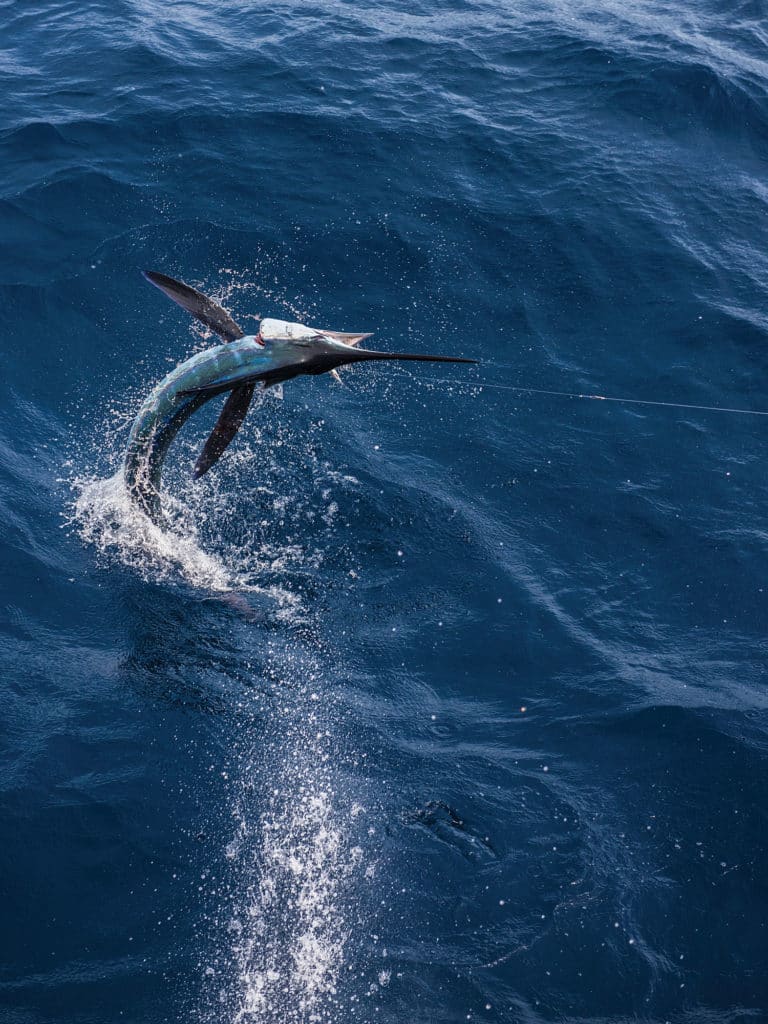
[386,373,768,418]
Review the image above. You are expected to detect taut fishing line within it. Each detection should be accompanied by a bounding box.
[384,372,768,418]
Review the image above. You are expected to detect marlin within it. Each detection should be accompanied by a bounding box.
[124,271,477,523]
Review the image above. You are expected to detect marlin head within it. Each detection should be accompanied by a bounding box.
[265,316,476,378]
[179,318,477,397]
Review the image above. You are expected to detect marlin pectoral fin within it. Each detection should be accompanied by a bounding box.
[193,382,256,480]
[321,331,373,347]
[143,270,245,343]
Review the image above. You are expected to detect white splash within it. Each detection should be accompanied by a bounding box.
[72,471,235,589]
[65,386,359,617]
[67,470,308,628]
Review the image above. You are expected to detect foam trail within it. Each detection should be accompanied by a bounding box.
[210,670,371,1024]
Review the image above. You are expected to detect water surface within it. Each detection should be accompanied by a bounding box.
[1,2,767,1022]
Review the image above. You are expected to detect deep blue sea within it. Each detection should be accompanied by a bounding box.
[2,2,768,1022]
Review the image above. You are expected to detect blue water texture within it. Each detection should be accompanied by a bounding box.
[1,1,767,1022]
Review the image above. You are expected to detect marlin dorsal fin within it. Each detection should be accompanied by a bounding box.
[143,270,245,343]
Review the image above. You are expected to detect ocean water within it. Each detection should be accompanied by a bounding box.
[1,1,767,1022]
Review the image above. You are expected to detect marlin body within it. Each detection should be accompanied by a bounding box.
[124,271,476,523]
[124,335,267,521]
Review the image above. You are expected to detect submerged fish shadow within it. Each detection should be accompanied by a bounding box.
[401,799,499,865]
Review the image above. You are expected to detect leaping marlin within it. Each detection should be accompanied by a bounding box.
[123,271,477,523]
